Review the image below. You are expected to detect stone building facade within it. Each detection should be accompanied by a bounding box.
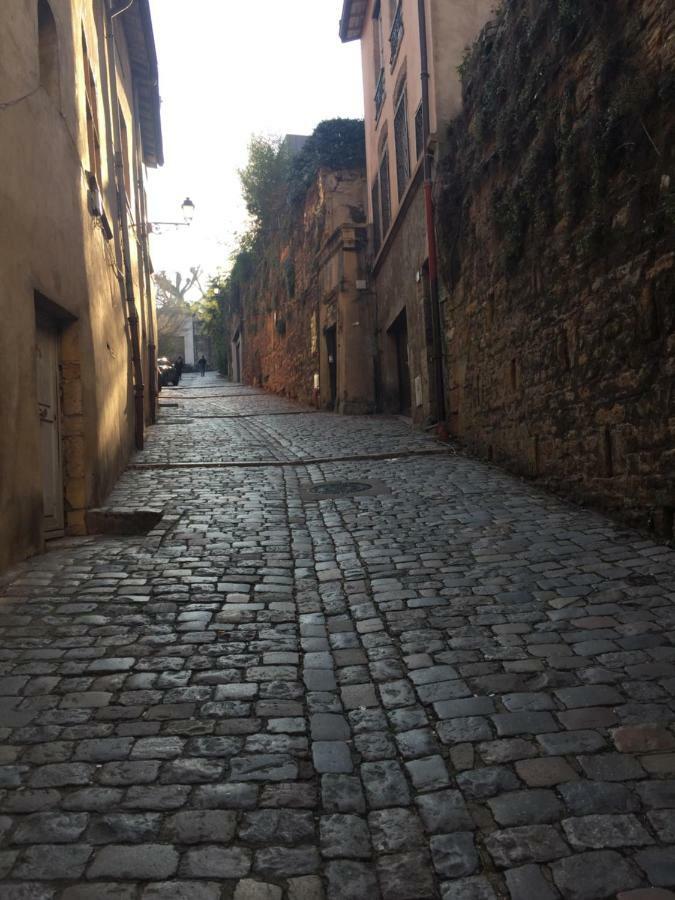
[0,0,162,570]
[230,167,375,415]
[340,0,492,422]
[435,0,675,535]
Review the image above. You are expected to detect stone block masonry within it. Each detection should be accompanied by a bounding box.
[234,168,375,415]
[436,0,675,537]
[0,372,675,897]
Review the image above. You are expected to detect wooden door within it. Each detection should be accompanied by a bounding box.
[36,324,64,534]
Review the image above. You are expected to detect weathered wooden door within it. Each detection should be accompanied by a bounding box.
[36,324,64,534]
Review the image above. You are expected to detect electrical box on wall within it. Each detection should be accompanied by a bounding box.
[356,279,368,291]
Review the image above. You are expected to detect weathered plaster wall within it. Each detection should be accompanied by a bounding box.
[354,0,493,423]
[373,173,435,421]
[359,0,493,233]
[239,169,375,413]
[0,0,156,570]
[436,0,675,536]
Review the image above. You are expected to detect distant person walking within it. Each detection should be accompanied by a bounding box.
[174,355,184,382]
[198,355,207,377]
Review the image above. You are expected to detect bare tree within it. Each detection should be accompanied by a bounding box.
[153,266,203,308]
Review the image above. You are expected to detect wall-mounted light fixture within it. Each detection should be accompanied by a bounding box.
[145,197,195,234]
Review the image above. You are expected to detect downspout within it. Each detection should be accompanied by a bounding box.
[134,93,157,423]
[417,0,446,425]
[106,0,145,449]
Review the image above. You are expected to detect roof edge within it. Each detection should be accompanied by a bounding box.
[339,0,352,41]
[137,0,164,167]
[339,0,366,42]
[119,0,164,167]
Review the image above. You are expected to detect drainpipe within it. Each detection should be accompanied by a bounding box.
[106,0,145,449]
[134,93,157,423]
[418,0,446,425]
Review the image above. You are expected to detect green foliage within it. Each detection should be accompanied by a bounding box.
[197,118,367,375]
[438,0,671,284]
[196,272,231,375]
[196,230,267,375]
[238,135,289,232]
[287,118,366,205]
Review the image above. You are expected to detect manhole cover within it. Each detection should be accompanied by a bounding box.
[300,479,390,501]
[313,481,373,497]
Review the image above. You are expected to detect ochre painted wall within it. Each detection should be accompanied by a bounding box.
[355,0,493,422]
[0,0,157,570]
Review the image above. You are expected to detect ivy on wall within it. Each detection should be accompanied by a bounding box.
[438,0,674,280]
[199,119,366,374]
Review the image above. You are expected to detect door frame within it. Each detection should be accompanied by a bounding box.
[388,307,412,416]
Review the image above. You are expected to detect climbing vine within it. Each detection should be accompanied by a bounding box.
[437,0,674,278]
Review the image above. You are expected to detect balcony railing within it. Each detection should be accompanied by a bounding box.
[389,2,403,66]
[374,67,385,120]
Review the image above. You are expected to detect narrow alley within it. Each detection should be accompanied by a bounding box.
[1,373,674,900]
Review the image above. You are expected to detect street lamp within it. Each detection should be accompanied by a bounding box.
[145,197,196,234]
[181,197,195,224]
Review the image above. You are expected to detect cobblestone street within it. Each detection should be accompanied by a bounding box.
[1,372,674,900]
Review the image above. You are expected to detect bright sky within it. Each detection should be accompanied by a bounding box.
[145,0,365,299]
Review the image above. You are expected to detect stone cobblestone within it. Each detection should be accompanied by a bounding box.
[0,372,674,897]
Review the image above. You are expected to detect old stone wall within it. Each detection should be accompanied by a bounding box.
[239,169,371,411]
[436,0,675,536]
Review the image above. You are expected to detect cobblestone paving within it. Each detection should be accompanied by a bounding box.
[1,372,674,900]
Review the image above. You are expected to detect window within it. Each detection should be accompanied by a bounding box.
[371,179,382,255]
[82,31,102,189]
[372,1,384,79]
[372,1,385,118]
[389,1,404,67]
[415,103,424,160]
[379,150,391,236]
[119,106,131,201]
[38,0,59,104]
[394,84,410,200]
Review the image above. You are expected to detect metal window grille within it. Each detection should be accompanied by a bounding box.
[389,1,404,66]
[379,150,391,236]
[415,103,424,160]
[374,68,385,120]
[372,178,382,255]
[394,88,410,200]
